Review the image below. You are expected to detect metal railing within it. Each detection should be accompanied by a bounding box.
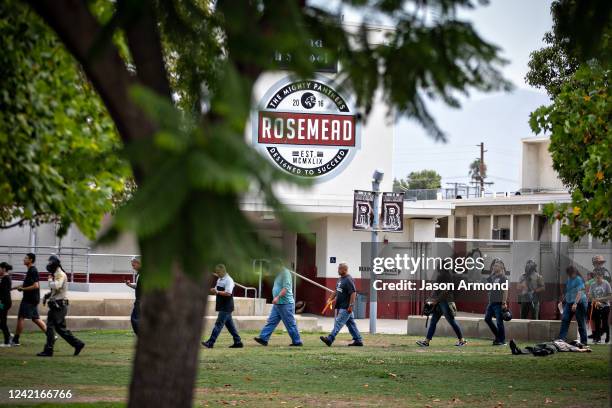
[234,281,257,298]
[253,259,269,298]
[252,258,334,300]
[287,268,334,294]
[403,189,439,201]
[0,245,139,284]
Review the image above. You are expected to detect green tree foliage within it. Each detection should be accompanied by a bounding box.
[394,169,442,191]
[530,64,611,242]
[0,1,130,237]
[525,30,579,98]
[22,0,513,406]
[526,1,610,98]
[527,0,611,242]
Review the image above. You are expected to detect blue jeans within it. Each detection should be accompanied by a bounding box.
[426,301,463,340]
[208,311,241,344]
[259,303,301,344]
[559,302,588,344]
[130,302,140,335]
[484,302,505,343]
[329,309,362,342]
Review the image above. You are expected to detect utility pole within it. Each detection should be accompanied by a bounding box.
[370,169,384,334]
[477,142,487,195]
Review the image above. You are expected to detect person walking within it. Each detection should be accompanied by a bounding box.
[125,256,142,335]
[588,271,611,344]
[202,264,243,349]
[558,265,588,345]
[254,260,302,347]
[484,260,509,346]
[518,260,545,319]
[320,262,363,347]
[0,262,13,347]
[416,267,467,347]
[11,253,46,346]
[37,255,85,357]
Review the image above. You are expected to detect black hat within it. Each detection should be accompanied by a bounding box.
[48,255,61,265]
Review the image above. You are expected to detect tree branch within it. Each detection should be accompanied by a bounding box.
[26,0,157,149]
[0,218,26,229]
[123,0,173,99]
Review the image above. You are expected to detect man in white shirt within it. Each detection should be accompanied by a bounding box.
[202,264,243,348]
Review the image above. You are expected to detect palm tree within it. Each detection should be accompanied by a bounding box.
[469,159,487,181]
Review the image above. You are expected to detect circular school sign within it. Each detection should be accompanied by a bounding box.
[253,76,361,180]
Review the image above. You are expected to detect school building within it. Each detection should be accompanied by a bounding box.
[1,25,609,321]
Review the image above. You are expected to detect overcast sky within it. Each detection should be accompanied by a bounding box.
[391,0,553,192]
[312,0,554,192]
[392,0,554,193]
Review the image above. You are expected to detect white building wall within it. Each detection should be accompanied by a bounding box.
[520,138,566,191]
[322,215,427,279]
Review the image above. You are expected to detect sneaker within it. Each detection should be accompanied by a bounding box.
[10,340,20,347]
[455,339,467,347]
[253,337,268,346]
[592,339,601,344]
[229,342,243,348]
[202,341,213,349]
[73,343,85,356]
[492,341,507,346]
[320,336,332,347]
[416,340,430,347]
[0,343,10,348]
[348,340,364,347]
[289,342,303,347]
[37,350,53,357]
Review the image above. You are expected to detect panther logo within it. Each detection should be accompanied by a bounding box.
[301,92,317,109]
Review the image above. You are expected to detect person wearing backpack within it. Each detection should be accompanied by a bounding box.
[416,267,467,348]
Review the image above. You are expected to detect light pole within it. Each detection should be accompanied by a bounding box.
[370,169,384,334]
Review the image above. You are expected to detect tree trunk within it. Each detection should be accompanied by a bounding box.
[128,260,208,408]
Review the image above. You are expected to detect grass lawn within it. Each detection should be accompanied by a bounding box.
[0,330,609,407]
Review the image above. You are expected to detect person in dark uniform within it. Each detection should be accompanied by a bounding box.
[125,257,142,335]
[320,262,363,347]
[202,264,243,348]
[37,255,85,357]
[416,266,467,347]
[11,253,46,346]
[0,262,13,347]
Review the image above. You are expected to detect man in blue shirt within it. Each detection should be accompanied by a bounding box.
[558,265,588,344]
[254,260,302,346]
[320,262,363,347]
